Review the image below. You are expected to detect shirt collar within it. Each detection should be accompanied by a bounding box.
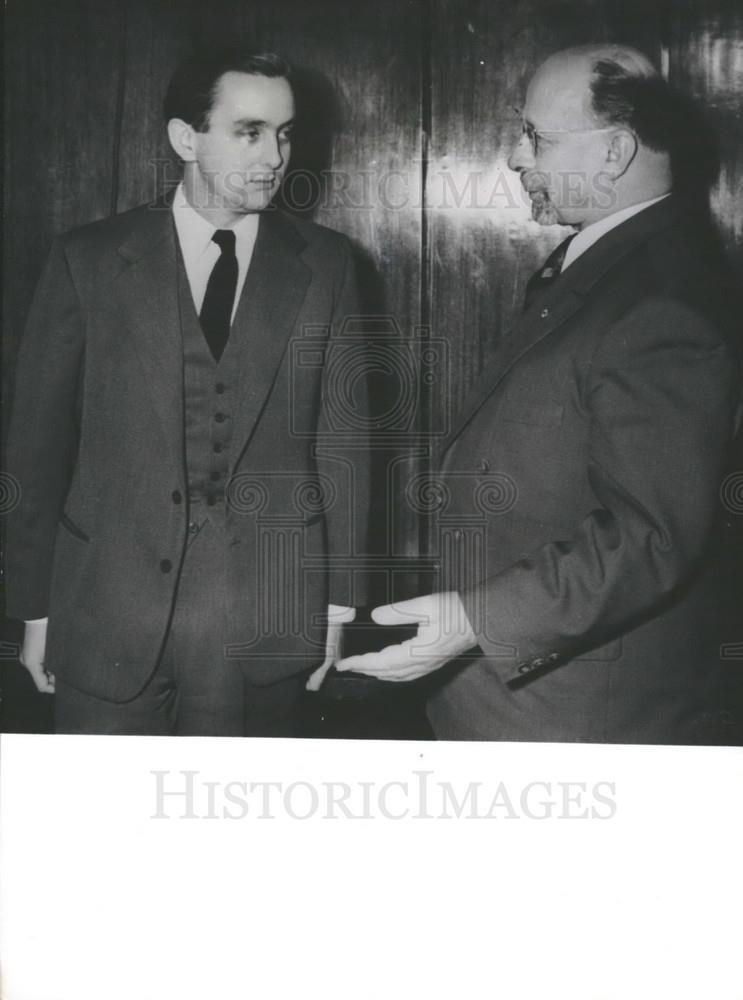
[172,181,259,266]
[562,193,671,272]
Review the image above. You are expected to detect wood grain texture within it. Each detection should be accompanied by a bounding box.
[668,0,743,271]
[248,0,427,573]
[3,0,125,388]
[114,0,198,212]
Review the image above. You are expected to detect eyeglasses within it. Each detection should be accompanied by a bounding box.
[516,111,619,156]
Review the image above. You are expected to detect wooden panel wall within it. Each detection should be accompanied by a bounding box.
[668,0,743,272]
[4,1,126,383]
[245,0,426,571]
[114,1,196,213]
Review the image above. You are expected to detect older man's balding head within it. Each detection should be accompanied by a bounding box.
[510,44,675,227]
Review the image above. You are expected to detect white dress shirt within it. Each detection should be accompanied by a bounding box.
[171,182,259,322]
[561,193,671,272]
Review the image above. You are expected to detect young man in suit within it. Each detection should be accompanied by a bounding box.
[336,45,741,744]
[7,49,368,735]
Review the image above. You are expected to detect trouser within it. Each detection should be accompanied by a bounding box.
[54,516,310,736]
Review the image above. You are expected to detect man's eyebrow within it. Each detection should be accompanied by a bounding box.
[232,117,295,129]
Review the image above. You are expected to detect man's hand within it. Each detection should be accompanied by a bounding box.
[306,605,357,691]
[335,592,477,682]
[20,618,55,693]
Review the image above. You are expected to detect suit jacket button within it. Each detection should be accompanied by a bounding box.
[172,490,182,505]
[540,308,549,319]
[160,559,172,573]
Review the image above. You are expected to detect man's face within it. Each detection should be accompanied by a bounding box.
[508,57,611,227]
[190,71,294,214]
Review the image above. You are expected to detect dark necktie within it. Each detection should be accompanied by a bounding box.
[200,229,238,361]
[523,234,576,312]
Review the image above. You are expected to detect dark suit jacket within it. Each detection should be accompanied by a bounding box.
[6,202,369,701]
[427,197,740,744]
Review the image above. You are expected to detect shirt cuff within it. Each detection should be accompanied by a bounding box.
[327,604,356,624]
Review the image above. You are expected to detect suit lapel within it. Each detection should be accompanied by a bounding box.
[439,197,681,458]
[229,211,311,469]
[115,206,184,475]
[438,289,585,456]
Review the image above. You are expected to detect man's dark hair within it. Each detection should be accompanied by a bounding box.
[164,48,291,132]
[589,58,686,154]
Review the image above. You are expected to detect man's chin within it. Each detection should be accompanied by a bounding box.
[238,196,275,214]
[529,191,560,227]
[228,186,278,214]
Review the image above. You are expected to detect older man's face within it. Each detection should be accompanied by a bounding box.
[508,56,612,227]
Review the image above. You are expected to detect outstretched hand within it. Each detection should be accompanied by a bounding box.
[335,592,476,682]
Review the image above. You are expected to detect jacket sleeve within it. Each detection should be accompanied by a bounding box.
[460,295,739,675]
[316,237,371,608]
[5,238,86,620]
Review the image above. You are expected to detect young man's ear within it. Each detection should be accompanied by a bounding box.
[604,128,638,181]
[167,118,198,162]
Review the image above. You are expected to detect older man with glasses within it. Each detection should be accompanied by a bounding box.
[336,44,741,745]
